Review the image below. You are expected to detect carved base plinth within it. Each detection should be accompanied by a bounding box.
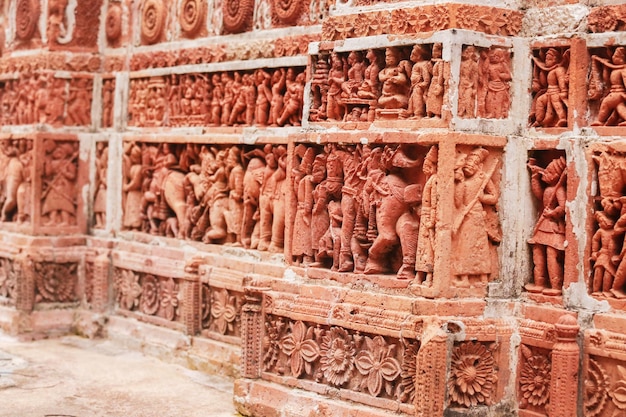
[234,378,413,417]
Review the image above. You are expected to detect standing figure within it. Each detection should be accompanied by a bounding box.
[292,148,315,265]
[41,143,77,226]
[426,43,445,118]
[210,74,223,126]
[590,211,618,297]
[102,79,115,128]
[326,53,346,121]
[403,45,432,119]
[451,148,499,287]
[16,140,33,224]
[94,142,108,229]
[415,146,438,285]
[224,147,245,244]
[268,69,286,126]
[458,46,478,118]
[526,156,566,295]
[66,78,91,126]
[255,69,272,126]
[221,72,235,125]
[531,48,569,127]
[310,54,330,121]
[481,48,512,119]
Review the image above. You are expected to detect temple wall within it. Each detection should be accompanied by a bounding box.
[3,0,626,416]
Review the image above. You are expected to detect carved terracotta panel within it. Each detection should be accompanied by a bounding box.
[141,0,168,45]
[459,45,512,119]
[0,138,33,224]
[114,267,182,322]
[588,6,626,34]
[583,355,626,417]
[47,0,103,50]
[201,284,242,338]
[526,151,567,297]
[15,0,41,42]
[310,45,449,122]
[34,261,78,303]
[102,78,115,128]
[518,345,551,414]
[588,46,626,127]
[179,0,207,38]
[41,140,79,227]
[105,2,123,47]
[65,77,92,126]
[448,341,498,408]
[529,47,570,128]
[128,67,305,128]
[93,142,108,229]
[222,0,254,34]
[0,257,17,305]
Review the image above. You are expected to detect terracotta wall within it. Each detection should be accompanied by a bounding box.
[2,0,626,416]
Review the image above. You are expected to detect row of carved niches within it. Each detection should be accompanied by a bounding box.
[0,73,92,127]
[128,67,305,128]
[525,150,568,297]
[135,0,330,45]
[5,0,102,50]
[263,315,500,410]
[0,137,81,233]
[310,44,512,123]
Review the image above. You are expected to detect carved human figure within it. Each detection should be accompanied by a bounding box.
[47,77,66,125]
[458,46,478,118]
[326,53,346,121]
[255,69,272,126]
[123,144,143,230]
[378,47,411,111]
[310,54,330,121]
[224,147,245,244]
[481,48,512,119]
[590,47,626,126]
[317,200,342,271]
[66,78,91,126]
[531,48,569,128]
[229,73,253,125]
[337,145,363,272]
[16,139,33,223]
[201,150,230,243]
[426,43,444,118]
[47,0,69,44]
[605,198,626,298]
[42,143,77,226]
[526,156,566,296]
[590,210,618,297]
[143,143,177,234]
[365,145,421,278]
[292,148,315,265]
[451,147,499,287]
[277,71,304,126]
[258,145,287,252]
[403,45,432,119]
[310,153,329,262]
[341,51,366,100]
[94,142,108,229]
[221,72,235,125]
[241,149,266,249]
[415,146,438,285]
[268,68,286,126]
[209,73,223,126]
[358,49,383,100]
[0,140,24,222]
[102,79,114,128]
[34,73,49,123]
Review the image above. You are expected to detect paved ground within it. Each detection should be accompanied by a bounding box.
[0,333,240,417]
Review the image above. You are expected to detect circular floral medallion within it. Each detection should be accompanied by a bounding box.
[319,327,355,387]
[105,4,122,43]
[141,0,166,44]
[180,0,206,37]
[585,358,609,417]
[139,275,159,315]
[16,0,40,41]
[222,0,254,33]
[271,0,301,25]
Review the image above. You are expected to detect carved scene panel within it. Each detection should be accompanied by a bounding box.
[128,66,306,128]
[263,314,419,406]
[40,139,80,228]
[529,46,570,129]
[309,44,449,123]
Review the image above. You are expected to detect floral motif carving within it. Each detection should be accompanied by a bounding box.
[114,268,142,310]
[271,0,301,25]
[209,288,241,335]
[15,0,40,41]
[263,315,409,403]
[180,0,206,37]
[105,3,123,45]
[34,262,78,303]
[610,365,626,410]
[519,345,551,409]
[141,0,166,45]
[222,0,254,33]
[585,358,609,417]
[0,258,16,301]
[139,274,159,315]
[159,278,179,321]
[448,341,497,408]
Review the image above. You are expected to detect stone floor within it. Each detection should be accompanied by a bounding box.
[0,333,240,417]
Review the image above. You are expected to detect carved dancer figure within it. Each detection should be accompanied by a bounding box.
[481,48,512,119]
[326,53,346,121]
[241,149,266,249]
[415,146,438,285]
[590,210,618,297]
[41,143,77,226]
[209,74,223,126]
[458,46,478,118]
[426,43,444,118]
[526,156,566,296]
[403,45,431,119]
[378,47,411,111]
[531,48,569,128]
[66,78,91,126]
[590,47,626,126]
[451,148,499,287]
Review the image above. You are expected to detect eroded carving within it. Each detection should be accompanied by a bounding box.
[41,141,79,227]
[34,262,78,303]
[105,3,123,45]
[0,138,33,224]
[0,258,17,302]
[15,0,40,41]
[102,79,115,128]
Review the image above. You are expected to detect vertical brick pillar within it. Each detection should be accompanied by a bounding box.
[548,314,579,417]
[415,333,448,417]
[180,258,202,336]
[241,288,264,379]
[91,251,111,312]
[14,251,35,313]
